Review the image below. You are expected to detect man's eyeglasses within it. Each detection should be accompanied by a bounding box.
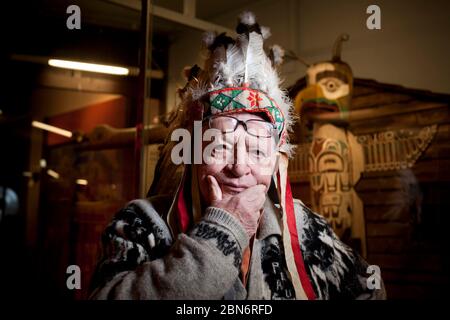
[205,115,277,139]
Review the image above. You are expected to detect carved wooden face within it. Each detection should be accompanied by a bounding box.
[307,123,365,240]
[309,134,353,235]
[295,61,353,121]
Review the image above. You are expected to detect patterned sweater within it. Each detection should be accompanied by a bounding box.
[89,195,386,300]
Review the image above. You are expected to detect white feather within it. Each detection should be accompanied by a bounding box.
[260,26,271,40]
[202,31,216,48]
[239,11,256,25]
[181,11,296,157]
[270,44,285,66]
[222,44,245,86]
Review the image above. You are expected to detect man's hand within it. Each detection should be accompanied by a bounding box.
[207,175,265,239]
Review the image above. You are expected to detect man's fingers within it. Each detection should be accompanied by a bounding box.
[253,185,266,209]
[241,184,266,200]
[207,175,222,202]
[239,184,266,210]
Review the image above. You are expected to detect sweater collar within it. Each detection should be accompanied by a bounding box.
[257,197,283,240]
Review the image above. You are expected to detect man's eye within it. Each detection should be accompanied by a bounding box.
[249,149,266,157]
[218,144,227,150]
[213,144,229,153]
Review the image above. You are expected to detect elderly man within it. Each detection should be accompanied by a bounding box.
[89,12,386,300]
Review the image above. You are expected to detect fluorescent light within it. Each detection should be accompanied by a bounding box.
[47,169,60,179]
[48,59,129,76]
[76,179,88,186]
[32,121,73,138]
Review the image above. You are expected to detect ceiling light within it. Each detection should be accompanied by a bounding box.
[32,121,73,138]
[47,169,60,179]
[76,179,88,186]
[48,59,129,76]
[40,159,47,168]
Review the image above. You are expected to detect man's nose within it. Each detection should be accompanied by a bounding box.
[227,134,251,177]
[228,162,251,177]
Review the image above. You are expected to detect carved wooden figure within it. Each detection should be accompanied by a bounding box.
[290,35,436,257]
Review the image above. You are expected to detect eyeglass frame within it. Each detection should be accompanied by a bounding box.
[204,114,278,139]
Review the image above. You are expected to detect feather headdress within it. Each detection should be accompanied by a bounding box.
[174,11,295,156]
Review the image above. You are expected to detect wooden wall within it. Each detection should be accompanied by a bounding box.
[289,79,450,299]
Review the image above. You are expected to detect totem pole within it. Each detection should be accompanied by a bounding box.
[292,35,436,257]
[294,35,367,256]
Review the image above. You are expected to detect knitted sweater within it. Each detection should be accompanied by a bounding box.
[89,195,386,300]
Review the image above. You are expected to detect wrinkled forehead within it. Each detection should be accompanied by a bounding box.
[223,134,276,151]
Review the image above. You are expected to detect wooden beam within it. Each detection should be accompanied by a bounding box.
[80,124,168,150]
[311,101,448,124]
[183,0,196,18]
[105,0,235,34]
[37,68,136,95]
[351,93,412,110]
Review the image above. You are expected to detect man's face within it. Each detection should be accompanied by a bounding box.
[197,112,278,204]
